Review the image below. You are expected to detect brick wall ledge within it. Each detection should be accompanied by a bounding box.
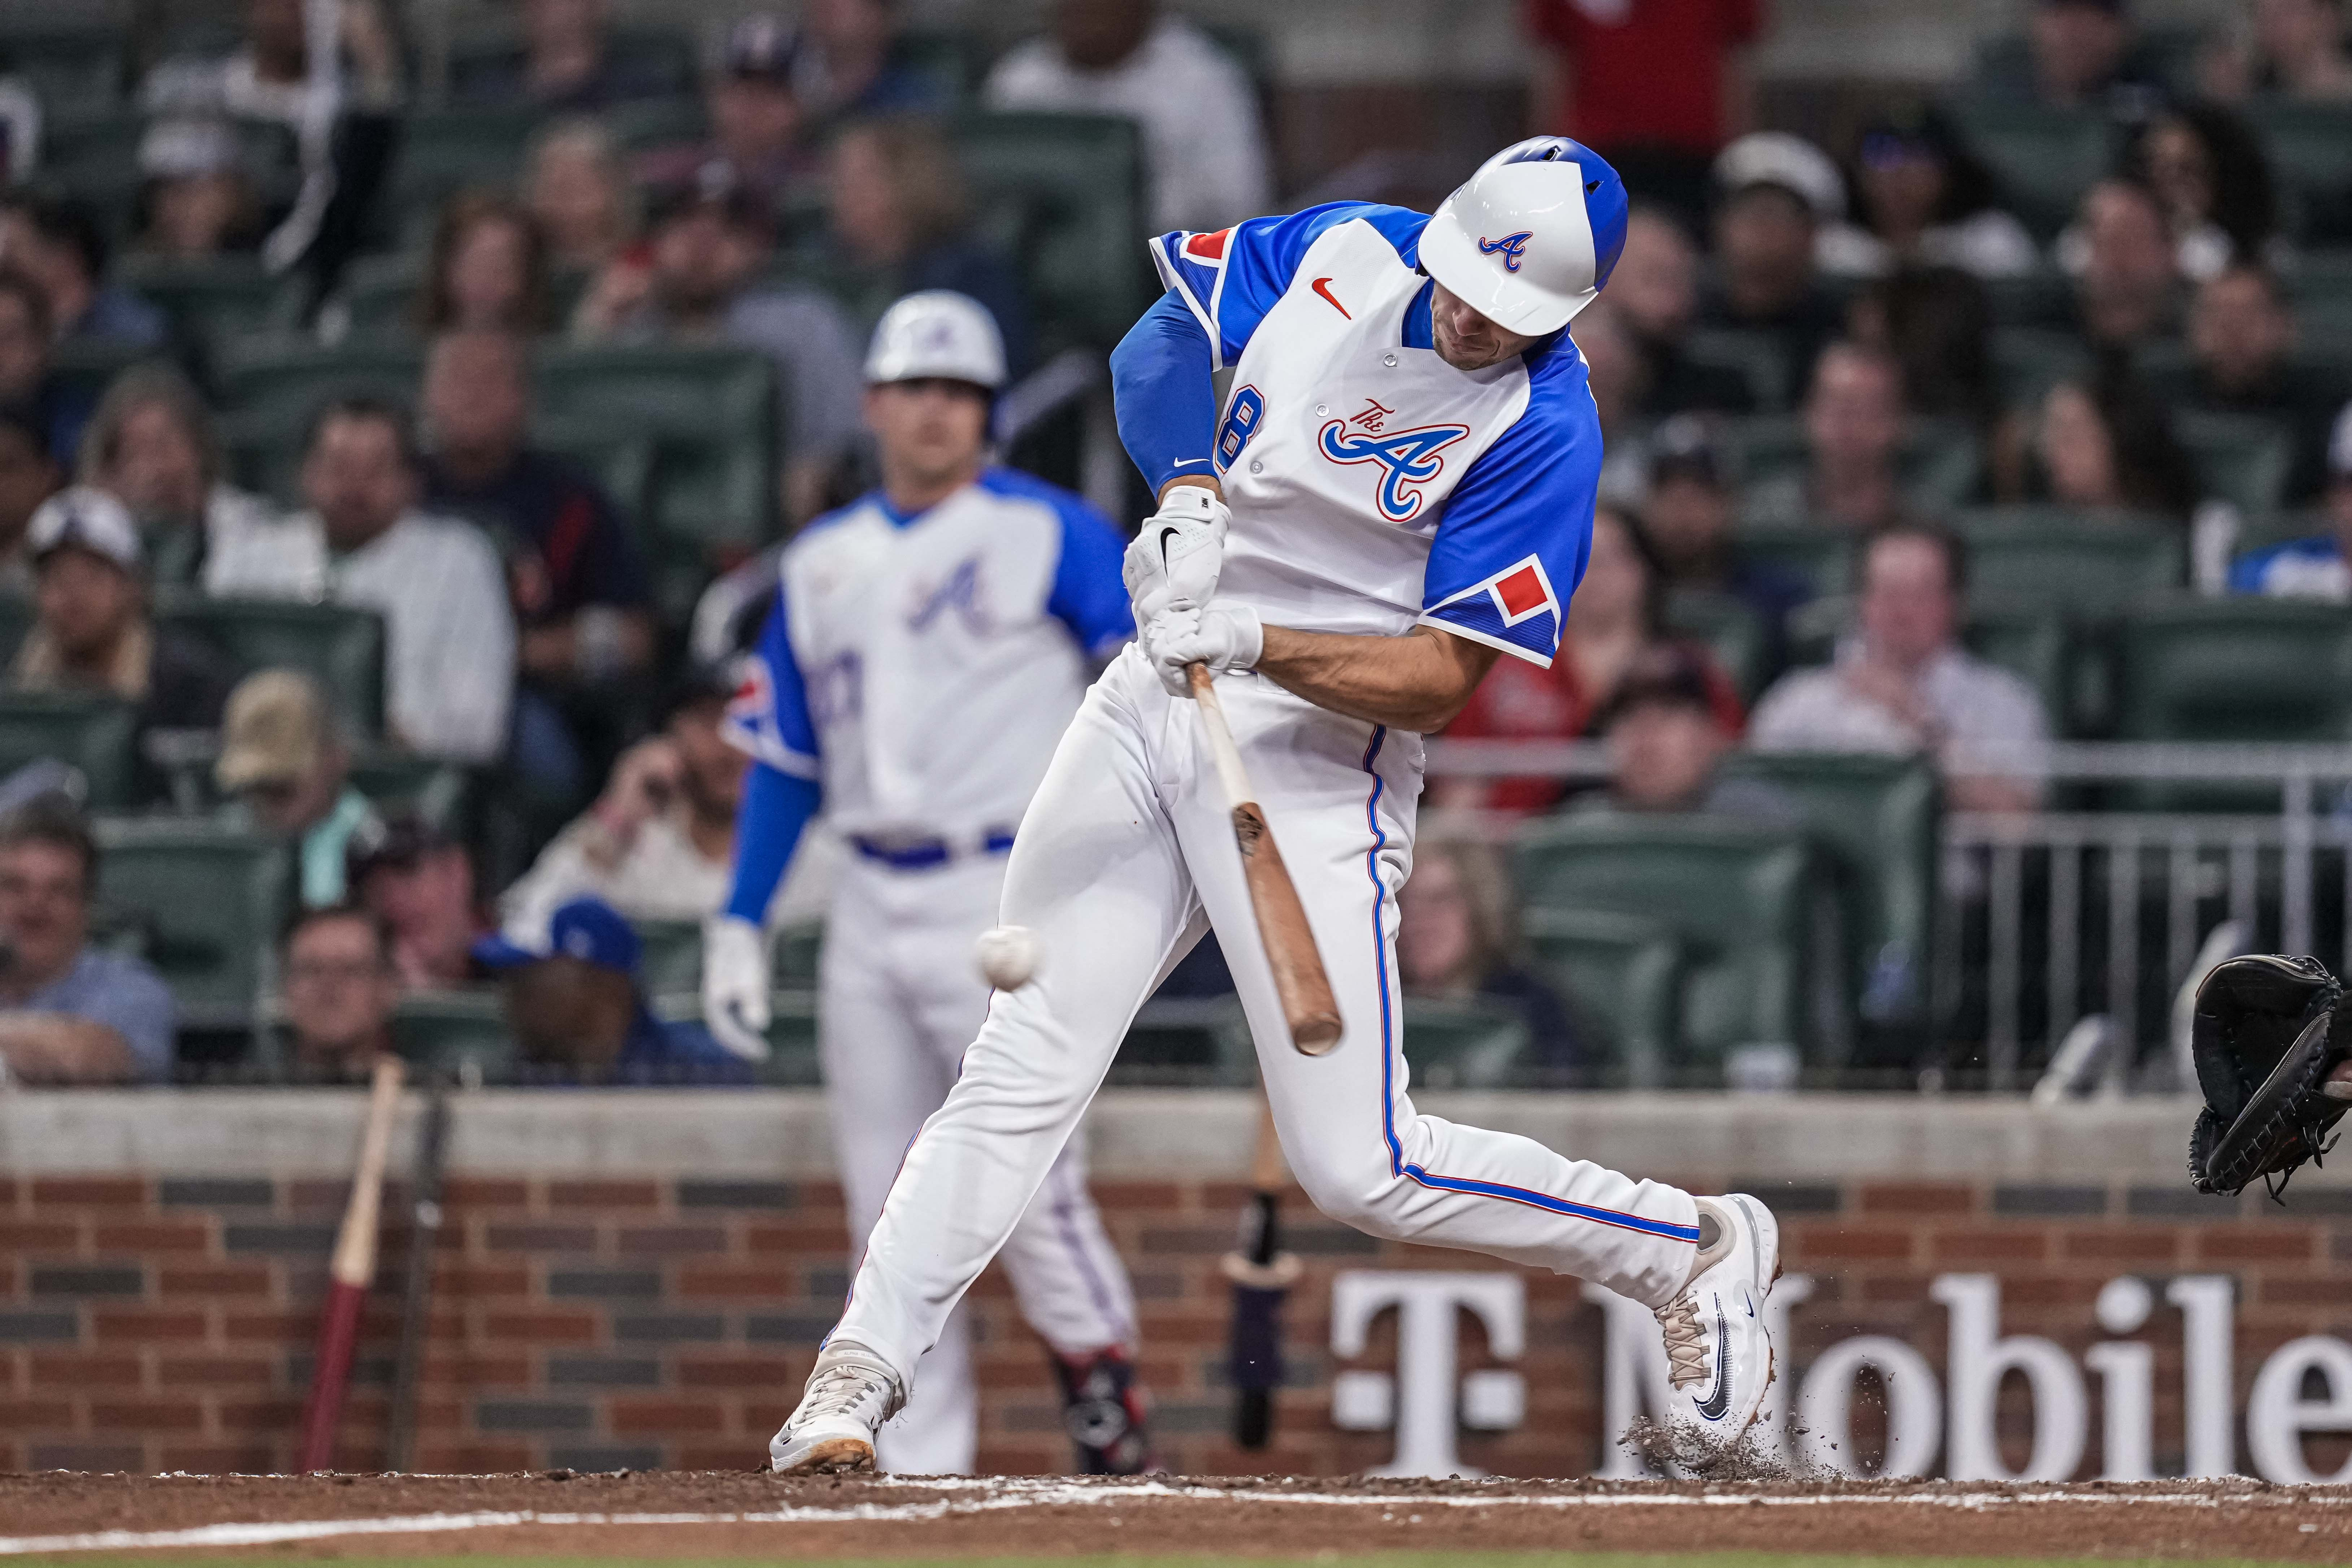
[0,1089,2278,1185]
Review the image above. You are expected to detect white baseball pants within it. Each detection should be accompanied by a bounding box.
[831,649,1703,1404]
[821,852,1137,1474]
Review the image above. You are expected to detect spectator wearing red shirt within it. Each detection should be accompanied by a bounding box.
[1523,0,1763,226]
[1437,504,1743,814]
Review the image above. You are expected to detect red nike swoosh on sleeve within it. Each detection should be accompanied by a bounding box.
[1310,277,1351,319]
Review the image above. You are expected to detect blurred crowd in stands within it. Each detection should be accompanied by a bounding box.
[0,0,2347,1090]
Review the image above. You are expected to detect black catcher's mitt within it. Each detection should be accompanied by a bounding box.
[2188,954,2350,1197]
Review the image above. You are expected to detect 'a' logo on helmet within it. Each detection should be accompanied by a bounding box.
[1477,231,1533,272]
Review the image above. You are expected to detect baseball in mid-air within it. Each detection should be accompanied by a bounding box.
[975,925,1042,990]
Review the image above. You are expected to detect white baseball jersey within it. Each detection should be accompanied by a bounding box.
[721,466,1131,847]
[1141,201,1606,665]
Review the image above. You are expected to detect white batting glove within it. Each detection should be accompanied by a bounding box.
[701,914,773,1062]
[1122,484,1231,629]
[1146,601,1263,695]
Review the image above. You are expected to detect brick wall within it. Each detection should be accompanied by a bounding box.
[5,1170,2351,1477]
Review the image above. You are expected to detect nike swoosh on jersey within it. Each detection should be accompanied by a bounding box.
[1310,277,1351,319]
[1694,1298,1734,1421]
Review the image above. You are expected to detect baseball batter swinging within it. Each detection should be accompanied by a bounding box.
[708,291,1155,1474]
[770,140,1783,1474]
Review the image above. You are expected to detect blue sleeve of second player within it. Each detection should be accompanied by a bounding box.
[720,593,819,778]
[1111,292,1219,495]
[723,761,820,923]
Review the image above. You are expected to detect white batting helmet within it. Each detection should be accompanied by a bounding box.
[863,290,1007,390]
[1418,137,1631,337]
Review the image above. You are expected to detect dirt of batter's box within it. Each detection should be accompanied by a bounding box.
[5,1472,2352,1560]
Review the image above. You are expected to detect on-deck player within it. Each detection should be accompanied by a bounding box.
[705,290,1155,1475]
[769,141,1782,1475]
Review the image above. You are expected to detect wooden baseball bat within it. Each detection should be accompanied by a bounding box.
[382,1073,452,1473]
[296,1053,404,1474]
[1223,1095,1301,1448]
[1187,663,1344,1054]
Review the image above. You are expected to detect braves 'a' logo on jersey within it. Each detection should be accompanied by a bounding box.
[907,557,993,635]
[1317,417,1471,523]
[1477,231,1533,272]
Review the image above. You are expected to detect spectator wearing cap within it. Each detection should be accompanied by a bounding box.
[1604,208,1758,418]
[419,328,653,794]
[1576,648,1797,821]
[476,894,754,1083]
[1750,524,2050,812]
[0,265,89,466]
[2165,264,2348,503]
[0,796,176,1083]
[795,0,952,122]
[1437,505,1743,814]
[2204,0,2352,103]
[79,362,319,594]
[1397,829,1581,1083]
[820,118,1034,375]
[984,0,1273,234]
[1699,133,1849,400]
[278,904,400,1082]
[8,488,236,735]
[1522,0,1761,229]
[574,163,863,525]
[499,666,827,944]
[0,407,60,591]
[1969,0,2169,113]
[1643,423,1810,665]
[638,14,817,214]
[1822,112,2038,281]
[348,812,492,990]
[2066,178,2184,351]
[214,396,515,764]
[451,0,679,113]
[218,670,379,910]
[1744,340,1916,532]
[0,192,166,351]
[2230,401,2352,598]
[133,118,266,261]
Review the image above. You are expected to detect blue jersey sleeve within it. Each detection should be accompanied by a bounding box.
[1418,338,1600,669]
[972,468,1136,658]
[722,760,820,924]
[720,591,819,778]
[1147,202,1429,370]
[1110,292,1220,494]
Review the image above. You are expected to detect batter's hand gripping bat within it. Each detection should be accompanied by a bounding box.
[1223,1096,1302,1448]
[1186,663,1343,1053]
[382,1073,452,1473]
[296,1053,404,1473]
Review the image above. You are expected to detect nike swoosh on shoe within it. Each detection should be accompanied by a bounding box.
[1694,1298,1734,1421]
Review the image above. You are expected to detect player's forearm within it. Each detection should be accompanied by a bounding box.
[1112,293,1220,493]
[1254,624,1498,733]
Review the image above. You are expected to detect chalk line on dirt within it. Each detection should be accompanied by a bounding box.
[3,1478,2347,1556]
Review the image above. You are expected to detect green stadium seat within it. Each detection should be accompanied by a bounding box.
[391,989,517,1081]
[773,919,823,988]
[2174,409,2295,515]
[1112,995,1253,1086]
[1665,588,1770,701]
[0,592,33,669]
[1980,269,2073,329]
[634,918,704,998]
[0,22,125,109]
[155,595,387,738]
[344,749,468,830]
[446,26,697,105]
[1681,328,1792,411]
[215,337,424,427]
[327,252,425,339]
[956,113,1150,352]
[603,96,711,152]
[382,107,545,236]
[2114,596,2352,743]
[1725,416,1982,513]
[1945,101,2117,238]
[45,336,148,411]
[1717,751,1939,1029]
[1510,817,1830,1077]
[1949,511,2186,613]
[1991,325,2093,406]
[1399,996,1531,1090]
[0,695,139,808]
[2242,101,2352,243]
[1521,907,1682,1087]
[756,990,823,1085]
[93,818,290,1031]
[110,255,295,349]
[533,417,655,524]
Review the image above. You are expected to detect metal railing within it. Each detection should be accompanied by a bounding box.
[1425,738,2352,1089]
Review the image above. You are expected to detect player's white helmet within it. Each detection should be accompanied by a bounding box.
[1419,137,1630,337]
[863,289,1007,390]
